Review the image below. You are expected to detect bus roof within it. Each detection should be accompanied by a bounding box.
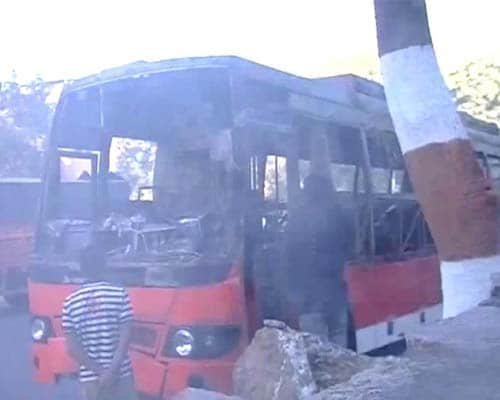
[61,55,500,151]
[63,56,383,112]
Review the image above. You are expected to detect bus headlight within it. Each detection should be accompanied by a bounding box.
[172,329,195,356]
[165,326,241,359]
[31,317,51,342]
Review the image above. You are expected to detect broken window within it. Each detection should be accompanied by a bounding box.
[264,155,287,203]
[299,160,358,193]
[371,167,391,194]
[50,150,98,220]
[109,137,158,200]
[331,164,357,192]
[60,156,93,182]
[391,170,405,194]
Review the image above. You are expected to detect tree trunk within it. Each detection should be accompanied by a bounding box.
[373,0,499,317]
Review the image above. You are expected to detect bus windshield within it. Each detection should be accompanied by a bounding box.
[36,69,238,285]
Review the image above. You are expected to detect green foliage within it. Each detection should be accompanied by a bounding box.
[447,61,500,124]
[0,76,55,177]
[110,138,157,199]
[368,59,500,126]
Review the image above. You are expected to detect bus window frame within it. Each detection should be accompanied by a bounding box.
[476,151,489,178]
[49,149,99,221]
[485,153,500,180]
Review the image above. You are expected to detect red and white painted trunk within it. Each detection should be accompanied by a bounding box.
[374,0,499,317]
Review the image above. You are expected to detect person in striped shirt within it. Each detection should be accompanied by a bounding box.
[62,244,137,400]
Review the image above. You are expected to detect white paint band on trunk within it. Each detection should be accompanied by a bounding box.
[441,254,500,318]
[380,44,468,154]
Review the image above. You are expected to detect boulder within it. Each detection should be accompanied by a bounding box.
[173,388,242,400]
[233,320,317,400]
[234,321,415,400]
[302,332,373,390]
[305,357,414,400]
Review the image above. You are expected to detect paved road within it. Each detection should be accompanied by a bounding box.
[0,306,78,400]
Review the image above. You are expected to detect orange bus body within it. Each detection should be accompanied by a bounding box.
[29,267,249,397]
[29,254,441,397]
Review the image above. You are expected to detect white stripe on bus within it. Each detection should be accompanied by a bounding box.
[355,303,443,354]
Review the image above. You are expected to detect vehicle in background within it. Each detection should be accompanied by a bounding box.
[0,176,129,308]
[0,178,39,307]
[28,56,500,398]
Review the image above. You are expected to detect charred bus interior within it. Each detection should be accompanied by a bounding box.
[241,119,435,328]
[34,67,241,288]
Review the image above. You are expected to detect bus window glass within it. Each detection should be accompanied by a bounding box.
[371,168,391,193]
[356,169,366,193]
[264,155,287,202]
[300,160,357,193]
[60,157,92,182]
[331,164,356,192]
[391,170,405,194]
[299,159,311,189]
[55,153,96,220]
[109,137,158,200]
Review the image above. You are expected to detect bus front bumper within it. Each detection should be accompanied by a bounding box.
[32,340,235,398]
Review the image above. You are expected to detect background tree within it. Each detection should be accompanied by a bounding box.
[111,138,157,199]
[0,76,57,177]
[449,61,500,124]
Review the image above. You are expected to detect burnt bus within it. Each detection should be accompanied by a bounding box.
[28,56,496,397]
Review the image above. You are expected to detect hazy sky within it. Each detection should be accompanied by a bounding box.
[1,0,499,82]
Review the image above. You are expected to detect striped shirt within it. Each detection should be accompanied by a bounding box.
[62,281,133,382]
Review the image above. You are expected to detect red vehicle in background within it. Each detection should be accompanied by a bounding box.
[30,56,500,398]
[0,178,40,307]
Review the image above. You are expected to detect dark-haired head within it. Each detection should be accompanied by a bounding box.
[79,244,106,281]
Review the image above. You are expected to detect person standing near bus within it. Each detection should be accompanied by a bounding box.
[286,173,352,345]
[62,245,138,400]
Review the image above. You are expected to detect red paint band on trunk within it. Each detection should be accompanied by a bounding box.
[405,138,498,261]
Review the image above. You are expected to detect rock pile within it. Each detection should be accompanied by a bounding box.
[233,320,317,400]
[233,320,413,400]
